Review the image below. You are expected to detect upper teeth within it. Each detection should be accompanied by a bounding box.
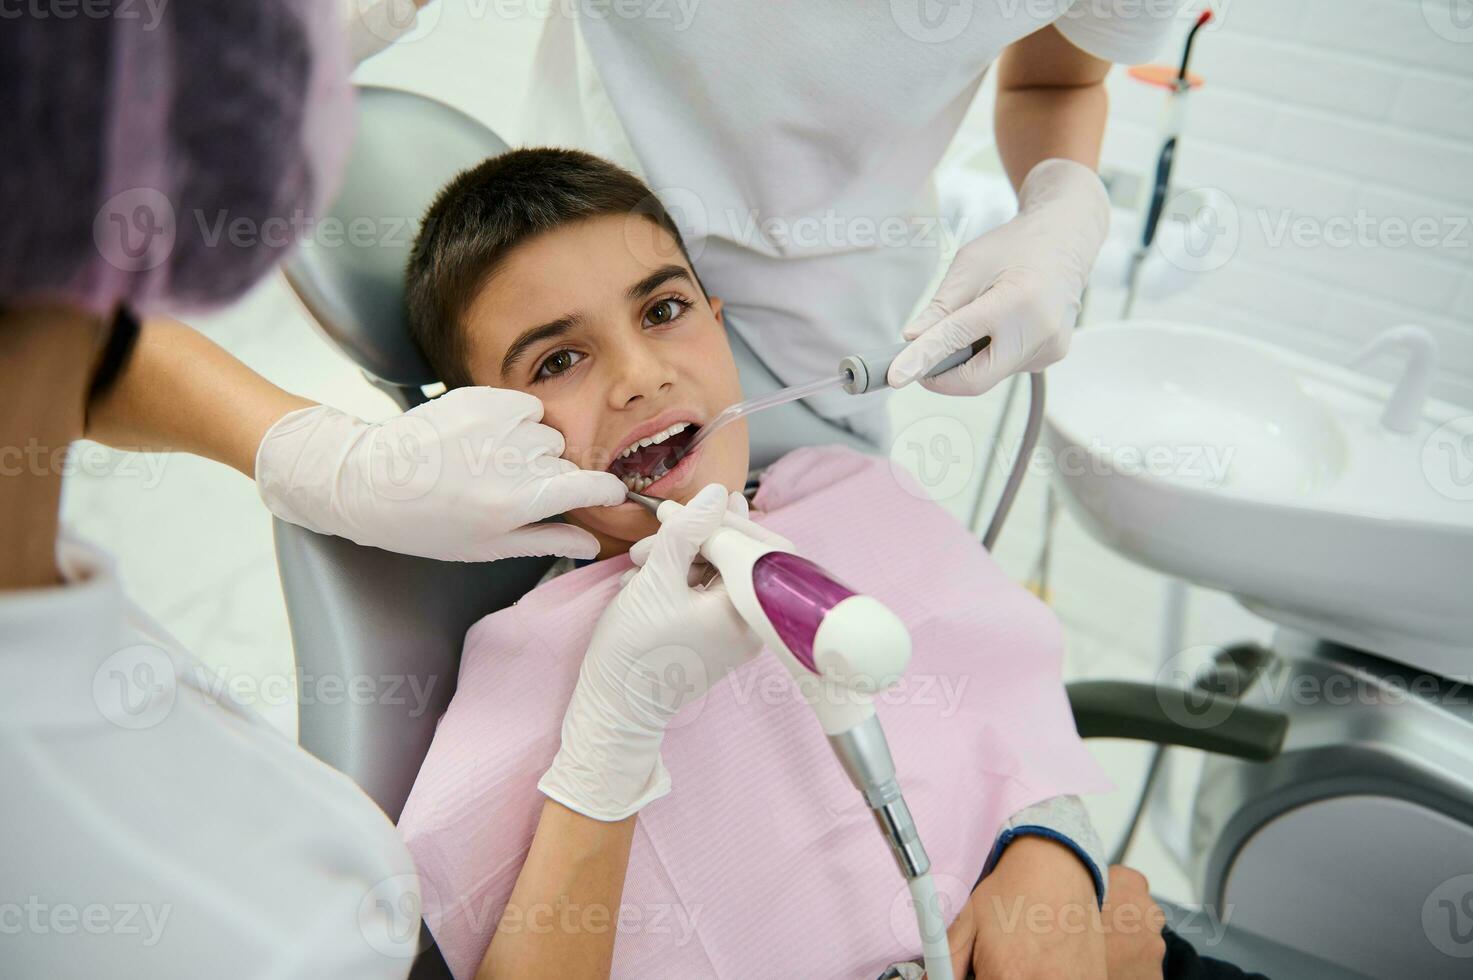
[618,422,690,460]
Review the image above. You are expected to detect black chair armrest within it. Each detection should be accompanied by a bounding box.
[1068,680,1288,761]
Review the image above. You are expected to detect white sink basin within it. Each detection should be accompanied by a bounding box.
[1044,320,1473,679]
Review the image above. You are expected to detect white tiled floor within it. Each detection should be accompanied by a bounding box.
[58,7,1282,908]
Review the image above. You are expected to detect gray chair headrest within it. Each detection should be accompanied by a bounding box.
[284,85,509,391]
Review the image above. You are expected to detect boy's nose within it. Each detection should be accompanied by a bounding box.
[607,338,676,408]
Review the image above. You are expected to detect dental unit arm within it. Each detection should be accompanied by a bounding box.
[627,491,955,980]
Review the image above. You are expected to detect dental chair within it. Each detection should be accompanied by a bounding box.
[276,85,1368,980]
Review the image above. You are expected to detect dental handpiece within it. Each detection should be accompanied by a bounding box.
[676,337,989,461]
[625,491,954,979]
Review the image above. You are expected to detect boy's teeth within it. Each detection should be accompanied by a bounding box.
[618,421,690,459]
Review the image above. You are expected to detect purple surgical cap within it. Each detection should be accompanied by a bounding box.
[0,0,353,317]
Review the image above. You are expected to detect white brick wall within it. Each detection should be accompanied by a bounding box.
[1101,0,1473,405]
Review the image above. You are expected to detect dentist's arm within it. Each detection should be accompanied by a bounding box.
[87,317,627,561]
[887,25,1112,396]
[481,487,763,978]
[992,24,1110,195]
[86,317,311,476]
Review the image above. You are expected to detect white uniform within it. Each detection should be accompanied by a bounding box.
[519,1,1181,440]
[1,538,419,978]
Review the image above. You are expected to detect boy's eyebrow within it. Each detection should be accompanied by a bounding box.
[625,264,693,300]
[498,265,691,378]
[500,314,582,378]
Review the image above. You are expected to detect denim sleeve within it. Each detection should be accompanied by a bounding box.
[978,794,1108,905]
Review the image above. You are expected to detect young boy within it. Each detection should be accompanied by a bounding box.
[399,149,1116,979]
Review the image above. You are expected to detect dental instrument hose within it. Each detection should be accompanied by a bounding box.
[830,714,954,980]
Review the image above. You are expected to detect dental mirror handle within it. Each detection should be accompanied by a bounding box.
[839,336,992,395]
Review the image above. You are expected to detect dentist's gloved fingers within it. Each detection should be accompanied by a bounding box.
[630,491,746,569]
[714,491,794,549]
[627,492,789,571]
[257,386,631,562]
[487,523,604,562]
[889,241,1004,388]
[888,158,1107,395]
[429,385,546,428]
[898,242,1006,345]
[520,465,629,520]
[544,489,762,820]
[889,297,988,389]
[913,279,1049,397]
[641,484,729,588]
[718,510,794,552]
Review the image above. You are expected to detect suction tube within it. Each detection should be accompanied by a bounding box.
[909,873,954,980]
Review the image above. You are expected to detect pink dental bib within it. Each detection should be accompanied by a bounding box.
[399,445,1110,978]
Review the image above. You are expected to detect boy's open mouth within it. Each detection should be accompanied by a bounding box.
[608,421,701,492]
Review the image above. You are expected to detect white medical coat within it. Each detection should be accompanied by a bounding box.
[1,537,420,978]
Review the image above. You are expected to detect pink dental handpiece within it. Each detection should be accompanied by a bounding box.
[625,490,954,979]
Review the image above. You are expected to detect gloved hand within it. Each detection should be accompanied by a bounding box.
[539,484,764,821]
[626,490,792,582]
[888,158,1110,396]
[255,387,626,562]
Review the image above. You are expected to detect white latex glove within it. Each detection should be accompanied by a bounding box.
[888,158,1110,396]
[255,387,626,562]
[626,491,792,584]
[538,484,765,821]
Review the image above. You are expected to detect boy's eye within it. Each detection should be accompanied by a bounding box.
[644,297,689,327]
[535,349,583,380]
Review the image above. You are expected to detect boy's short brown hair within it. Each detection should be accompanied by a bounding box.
[405,148,700,388]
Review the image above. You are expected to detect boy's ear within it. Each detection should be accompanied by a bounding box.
[708,295,724,326]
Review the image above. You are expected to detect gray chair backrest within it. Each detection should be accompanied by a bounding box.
[278,86,527,820]
[285,85,508,408]
[276,85,874,821]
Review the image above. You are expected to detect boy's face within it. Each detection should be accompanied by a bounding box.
[461,213,748,551]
